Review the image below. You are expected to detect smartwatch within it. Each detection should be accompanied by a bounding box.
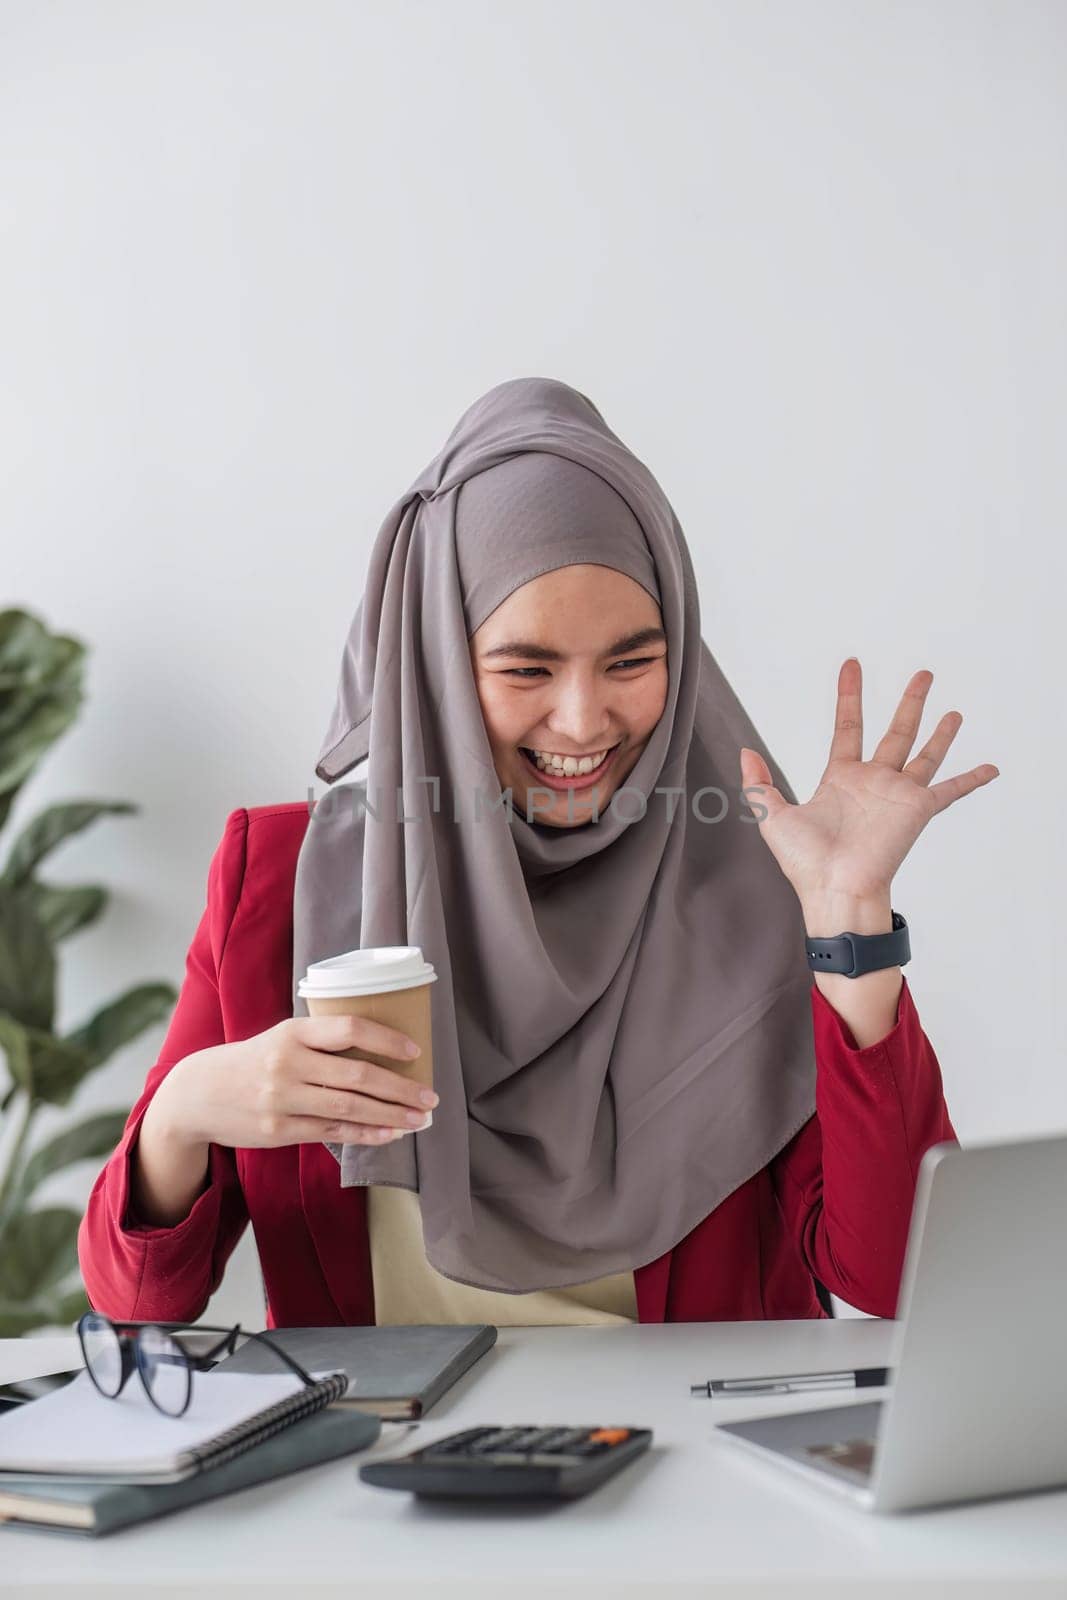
[805,910,910,978]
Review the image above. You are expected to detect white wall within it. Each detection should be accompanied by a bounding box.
[2,0,1063,1328]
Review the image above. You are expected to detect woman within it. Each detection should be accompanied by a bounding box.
[78,378,997,1329]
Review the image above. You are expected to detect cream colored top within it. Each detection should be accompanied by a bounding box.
[367,1183,638,1325]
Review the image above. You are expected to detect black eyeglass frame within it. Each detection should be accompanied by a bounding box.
[75,1313,317,1418]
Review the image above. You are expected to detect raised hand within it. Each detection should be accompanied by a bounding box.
[739,658,999,905]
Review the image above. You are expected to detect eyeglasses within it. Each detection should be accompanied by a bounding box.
[76,1313,317,1418]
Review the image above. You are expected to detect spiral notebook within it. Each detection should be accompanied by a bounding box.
[0,1366,348,1485]
[0,1406,383,1536]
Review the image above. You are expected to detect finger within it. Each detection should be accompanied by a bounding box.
[926,763,1000,816]
[296,1043,437,1111]
[902,710,963,785]
[739,748,790,822]
[291,1011,421,1063]
[299,1081,433,1130]
[328,1122,418,1144]
[826,658,863,765]
[280,1117,408,1147]
[870,668,933,770]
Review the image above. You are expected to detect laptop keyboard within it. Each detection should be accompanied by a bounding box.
[718,1399,883,1488]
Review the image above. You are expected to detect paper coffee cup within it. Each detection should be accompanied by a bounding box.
[298,947,437,1126]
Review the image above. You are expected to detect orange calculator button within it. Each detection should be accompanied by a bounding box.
[587,1428,630,1445]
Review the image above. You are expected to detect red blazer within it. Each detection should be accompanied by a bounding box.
[78,805,958,1329]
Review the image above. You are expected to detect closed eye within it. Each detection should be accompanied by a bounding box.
[503,657,661,679]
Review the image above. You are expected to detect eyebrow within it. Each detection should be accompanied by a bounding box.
[480,626,667,663]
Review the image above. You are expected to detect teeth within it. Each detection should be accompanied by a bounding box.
[526,747,610,775]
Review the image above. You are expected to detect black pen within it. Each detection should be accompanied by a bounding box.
[690,1365,892,1398]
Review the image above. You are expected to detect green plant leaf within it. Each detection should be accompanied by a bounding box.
[27,1033,95,1106]
[64,982,177,1071]
[0,609,85,810]
[0,1300,58,1336]
[0,1284,90,1337]
[0,1207,83,1301]
[51,1282,91,1326]
[0,1012,31,1093]
[0,610,85,736]
[2,801,137,886]
[0,681,84,803]
[0,1109,131,1229]
[0,608,77,676]
[0,1013,92,1106]
[25,881,108,942]
[0,888,55,1030]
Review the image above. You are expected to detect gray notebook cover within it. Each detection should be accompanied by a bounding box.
[211,1324,497,1418]
[0,1407,381,1538]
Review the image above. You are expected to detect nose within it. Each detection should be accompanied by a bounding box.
[544,675,615,751]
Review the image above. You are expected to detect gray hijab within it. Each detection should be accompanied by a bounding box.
[292,376,817,1294]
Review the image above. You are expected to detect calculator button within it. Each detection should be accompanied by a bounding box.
[523,1428,575,1453]
[543,1428,592,1450]
[503,1429,546,1452]
[470,1429,525,1453]
[588,1428,631,1445]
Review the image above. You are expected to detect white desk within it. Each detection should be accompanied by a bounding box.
[3,1321,1066,1598]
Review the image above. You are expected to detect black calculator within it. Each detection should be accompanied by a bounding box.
[359,1424,653,1499]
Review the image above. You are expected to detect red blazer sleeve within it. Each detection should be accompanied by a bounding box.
[77,810,253,1324]
[769,974,957,1320]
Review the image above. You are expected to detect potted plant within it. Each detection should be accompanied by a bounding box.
[0,608,177,1335]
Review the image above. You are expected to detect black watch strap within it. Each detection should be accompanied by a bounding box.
[805,910,910,978]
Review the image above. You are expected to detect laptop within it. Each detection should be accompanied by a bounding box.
[715,1131,1067,1513]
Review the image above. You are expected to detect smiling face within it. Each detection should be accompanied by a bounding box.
[469,563,669,828]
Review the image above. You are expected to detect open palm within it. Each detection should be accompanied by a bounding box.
[739,659,1000,903]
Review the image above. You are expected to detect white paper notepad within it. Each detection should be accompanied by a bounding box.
[0,1366,346,1483]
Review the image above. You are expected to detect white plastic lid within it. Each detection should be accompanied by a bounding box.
[298,946,437,999]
